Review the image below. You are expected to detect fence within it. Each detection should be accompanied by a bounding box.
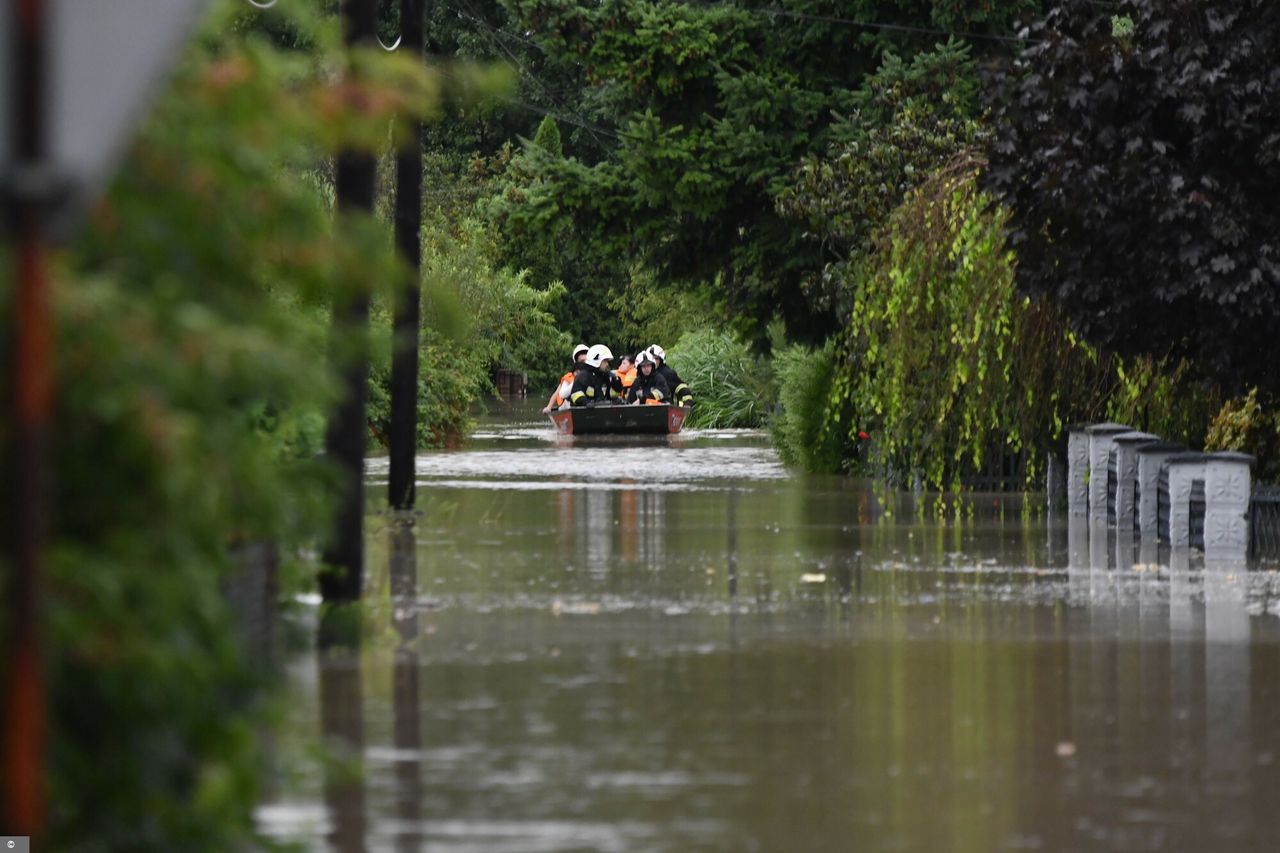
[492,369,527,398]
[1250,485,1280,562]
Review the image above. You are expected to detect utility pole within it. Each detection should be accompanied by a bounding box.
[321,0,378,605]
[4,0,51,836]
[388,0,425,510]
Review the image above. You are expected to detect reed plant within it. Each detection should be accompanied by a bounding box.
[667,329,774,429]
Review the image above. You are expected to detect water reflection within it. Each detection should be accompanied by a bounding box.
[1203,555,1252,848]
[390,518,424,853]
[262,410,1280,852]
[319,647,366,852]
[726,485,738,600]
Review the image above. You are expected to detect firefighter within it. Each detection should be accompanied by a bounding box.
[568,344,617,406]
[542,343,589,413]
[647,344,692,406]
[627,350,671,405]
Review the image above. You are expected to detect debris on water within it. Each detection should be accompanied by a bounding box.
[800,573,827,584]
[552,599,602,615]
[1056,741,1077,758]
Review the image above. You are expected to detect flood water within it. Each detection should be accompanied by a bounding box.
[258,402,1280,852]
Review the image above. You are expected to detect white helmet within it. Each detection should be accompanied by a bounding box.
[635,350,656,367]
[585,344,614,369]
[572,343,590,360]
[648,344,666,362]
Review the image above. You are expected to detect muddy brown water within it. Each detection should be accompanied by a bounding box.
[257,402,1280,852]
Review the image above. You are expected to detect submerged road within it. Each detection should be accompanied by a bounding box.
[259,401,1280,852]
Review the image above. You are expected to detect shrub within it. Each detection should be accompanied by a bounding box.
[0,4,431,847]
[1104,355,1221,450]
[420,212,570,391]
[769,341,850,472]
[1205,388,1280,482]
[666,329,773,429]
[366,210,572,450]
[368,330,492,449]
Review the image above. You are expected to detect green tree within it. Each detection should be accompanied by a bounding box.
[778,40,985,319]
[498,0,1036,345]
[829,154,1107,484]
[1,3,433,846]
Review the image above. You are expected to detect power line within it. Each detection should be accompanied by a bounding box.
[697,2,1042,47]
[449,0,615,148]
[430,64,627,143]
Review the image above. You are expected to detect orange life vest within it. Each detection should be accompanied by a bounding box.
[617,367,637,390]
[551,370,575,407]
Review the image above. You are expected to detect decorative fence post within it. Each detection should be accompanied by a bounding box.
[1085,423,1132,523]
[1203,452,1254,560]
[1112,432,1158,532]
[1136,442,1184,540]
[1067,426,1091,515]
[1165,452,1208,548]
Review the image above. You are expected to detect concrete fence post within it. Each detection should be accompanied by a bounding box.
[1112,432,1158,532]
[1136,442,1184,540]
[1165,453,1208,548]
[1203,451,1254,560]
[1085,423,1132,523]
[1067,427,1091,515]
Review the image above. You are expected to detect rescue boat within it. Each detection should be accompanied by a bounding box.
[548,403,690,435]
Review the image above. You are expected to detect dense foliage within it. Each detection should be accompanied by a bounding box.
[0,2,434,846]
[1205,388,1280,482]
[777,41,985,319]
[986,0,1280,396]
[829,155,1108,485]
[369,213,570,446]
[496,0,1036,345]
[666,329,772,429]
[769,340,846,473]
[22,0,1280,847]
[482,119,636,347]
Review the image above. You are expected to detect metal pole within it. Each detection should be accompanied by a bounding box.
[320,0,378,605]
[4,0,50,837]
[388,0,424,510]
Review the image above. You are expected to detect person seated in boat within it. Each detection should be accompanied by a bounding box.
[614,354,637,397]
[627,350,670,405]
[646,344,693,407]
[568,344,619,406]
[542,343,589,413]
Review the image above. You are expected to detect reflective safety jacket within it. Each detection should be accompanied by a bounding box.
[626,369,670,405]
[655,362,692,406]
[569,364,618,406]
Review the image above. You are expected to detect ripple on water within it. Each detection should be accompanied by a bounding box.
[366,444,787,488]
